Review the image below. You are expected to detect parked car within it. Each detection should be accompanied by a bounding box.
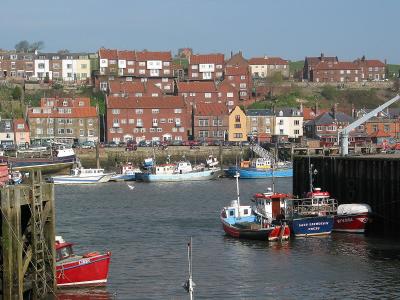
[171,140,183,146]
[105,141,118,148]
[125,140,137,151]
[81,141,96,149]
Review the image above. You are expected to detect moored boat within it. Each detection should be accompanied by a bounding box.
[285,188,337,237]
[110,162,141,181]
[220,174,290,241]
[226,158,293,179]
[55,236,111,287]
[50,167,114,184]
[136,159,221,182]
[333,203,371,233]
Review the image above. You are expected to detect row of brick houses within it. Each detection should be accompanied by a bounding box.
[304,53,386,82]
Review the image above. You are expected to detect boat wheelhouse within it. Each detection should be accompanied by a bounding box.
[50,167,114,184]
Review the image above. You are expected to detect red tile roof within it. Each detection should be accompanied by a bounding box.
[136,51,172,61]
[195,102,228,116]
[118,50,136,60]
[107,96,186,109]
[99,48,118,60]
[362,60,385,67]
[189,54,225,65]
[177,81,217,93]
[248,57,288,65]
[314,61,360,70]
[217,81,238,92]
[225,66,249,76]
[108,81,162,94]
[306,56,338,66]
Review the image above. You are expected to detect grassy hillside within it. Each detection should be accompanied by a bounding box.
[387,64,400,78]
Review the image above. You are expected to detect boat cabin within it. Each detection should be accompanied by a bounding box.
[306,188,331,206]
[154,164,175,175]
[250,158,271,169]
[175,161,193,174]
[55,236,74,262]
[223,200,253,220]
[253,190,288,221]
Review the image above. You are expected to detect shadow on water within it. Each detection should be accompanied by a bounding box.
[47,288,116,299]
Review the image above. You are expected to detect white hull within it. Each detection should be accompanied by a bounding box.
[52,174,113,185]
[137,169,222,182]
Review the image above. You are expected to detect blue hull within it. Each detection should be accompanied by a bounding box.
[136,169,220,182]
[110,174,137,181]
[290,215,334,237]
[226,167,293,178]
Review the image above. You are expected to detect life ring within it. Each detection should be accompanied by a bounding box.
[83,251,100,258]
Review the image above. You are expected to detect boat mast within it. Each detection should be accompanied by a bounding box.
[308,156,313,193]
[235,171,241,217]
[184,237,195,300]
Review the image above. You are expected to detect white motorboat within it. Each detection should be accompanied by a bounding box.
[50,167,114,184]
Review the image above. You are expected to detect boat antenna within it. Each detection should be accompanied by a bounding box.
[183,237,195,300]
[308,155,313,193]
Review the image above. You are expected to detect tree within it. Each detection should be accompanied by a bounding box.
[29,41,44,52]
[11,86,22,100]
[15,40,30,52]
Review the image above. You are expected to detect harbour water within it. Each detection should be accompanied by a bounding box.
[54,178,400,299]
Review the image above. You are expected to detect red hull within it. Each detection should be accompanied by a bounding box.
[56,253,111,287]
[222,220,290,241]
[333,213,369,233]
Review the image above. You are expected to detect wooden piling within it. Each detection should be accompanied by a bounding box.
[1,170,56,299]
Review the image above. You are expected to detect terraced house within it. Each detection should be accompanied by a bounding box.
[248,56,289,78]
[188,53,225,81]
[96,48,173,93]
[0,51,35,80]
[28,97,98,144]
[106,95,188,143]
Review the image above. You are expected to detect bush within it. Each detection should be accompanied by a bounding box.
[321,85,339,101]
[11,86,22,100]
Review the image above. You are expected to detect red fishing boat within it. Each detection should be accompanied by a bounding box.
[333,204,371,233]
[55,236,111,287]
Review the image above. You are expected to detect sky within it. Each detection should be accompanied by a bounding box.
[1,0,399,63]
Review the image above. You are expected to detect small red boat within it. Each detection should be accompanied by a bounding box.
[333,204,371,233]
[55,236,111,287]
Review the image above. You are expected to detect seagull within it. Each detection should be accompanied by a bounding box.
[127,184,135,190]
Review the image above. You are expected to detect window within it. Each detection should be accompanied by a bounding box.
[384,125,390,132]
[279,129,284,135]
[48,128,54,134]
[199,130,209,138]
[80,129,84,136]
[191,65,198,70]
[294,129,300,135]
[112,109,120,115]
[88,130,94,137]
[36,128,43,135]
[227,92,233,98]
[157,128,162,132]
[316,126,323,131]
[139,69,145,74]
[213,119,223,126]
[189,93,196,97]
[205,93,212,98]
[127,61,134,66]
[79,101,84,107]
[128,68,134,74]
[235,115,240,122]
[174,109,182,113]
[66,119,73,124]
[240,75,246,80]
[139,61,145,66]
[279,120,284,125]
[36,118,41,124]
[294,120,300,126]
[192,72,198,78]
[121,119,127,124]
[162,78,169,82]
[135,93,143,97]
[58,119,65,124]
[136,109,143,114]
[199,119,209,126]
[66,128,73,134]
[234,124,241,128]
[168,118,174,123]
[150,69,159,76]
[129,119,135,124]
[66,64,72,69]
[81,64,87,69]
[234,133,243,138]
[38,63,45,69]
[240,83,247,88]
[152,109,159,114]
[58,128,65,134]
[163,69,170,75]
[151,93,158,97]
[88,119,93,126]
[202,72,212,80]
[163,61,170,66]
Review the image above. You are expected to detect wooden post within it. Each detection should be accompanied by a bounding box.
[96,142,100,169]
[11,188,23,300]
[2,189,13,299]
[44,183,57,293]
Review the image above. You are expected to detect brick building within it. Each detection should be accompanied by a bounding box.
[96,48,173,92]
[193,102,229,143]
[28,97,99,144]
[303,53,338,81]
[13,119,30,146]
[188,54,225,81]
[224,66,252,100]
[106,95,188,143]
[0,51,35,80]
[311,61,362,83]
[108,80,163,97]
[246,109,275,142]
[354,57,386,81]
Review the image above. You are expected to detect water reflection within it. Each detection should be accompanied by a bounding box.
[49,288,114,300]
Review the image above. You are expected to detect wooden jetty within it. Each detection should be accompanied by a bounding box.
[1,170,56,299]
[293,155,400,236]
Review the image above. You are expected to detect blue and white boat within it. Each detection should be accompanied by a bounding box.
[50,167,114,185]
[226,158,293,179]
[136,160,221,182]
[285,189,337,237]
[110,162,141,181]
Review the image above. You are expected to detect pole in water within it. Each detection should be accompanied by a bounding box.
[183,237,195,299]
